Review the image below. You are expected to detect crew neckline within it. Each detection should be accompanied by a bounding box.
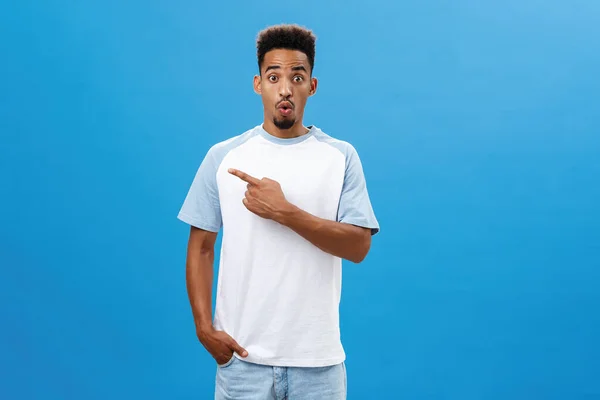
[258,124,317,145]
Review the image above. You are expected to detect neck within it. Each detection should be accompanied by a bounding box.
[262,119,310,139]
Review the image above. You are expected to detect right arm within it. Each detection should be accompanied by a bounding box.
[178,144,248,363]
[185,226,248,364]
[185,226,218,335]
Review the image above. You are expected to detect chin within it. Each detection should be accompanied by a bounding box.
[273,117,296,130]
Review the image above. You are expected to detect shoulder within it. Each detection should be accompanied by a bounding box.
[205,126,260,162]
[209,126,260,153]
[312,127,360,162]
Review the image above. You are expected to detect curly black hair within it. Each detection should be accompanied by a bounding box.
[256,24,316,75]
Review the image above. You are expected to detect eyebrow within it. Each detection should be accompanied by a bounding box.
[264,65,308,74]
[264,65,281,73]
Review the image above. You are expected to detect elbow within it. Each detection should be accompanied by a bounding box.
[349,234,371,264]
[351,249,369,264]
[349,254,366,264]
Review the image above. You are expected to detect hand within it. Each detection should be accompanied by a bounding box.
[228,168,291,220]
[197,326,248,365]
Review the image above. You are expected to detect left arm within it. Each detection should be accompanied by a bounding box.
[275,203,371,263]
[227,168,373,263]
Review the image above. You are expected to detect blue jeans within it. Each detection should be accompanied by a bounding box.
[215,356,347,400]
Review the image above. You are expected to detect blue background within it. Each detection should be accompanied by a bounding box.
[2,1,599,399]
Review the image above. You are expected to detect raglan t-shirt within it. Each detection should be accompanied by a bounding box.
[178,124,379,367]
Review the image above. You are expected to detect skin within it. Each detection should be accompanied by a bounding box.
[228,168,372,261]
[185,227,247,365]
[253,48,317,138]
[186,48,372,365]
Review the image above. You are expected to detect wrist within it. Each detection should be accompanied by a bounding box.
[274,201,299,225]
[195,321,214,337]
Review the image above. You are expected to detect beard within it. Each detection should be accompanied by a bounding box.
[273,116,295,130]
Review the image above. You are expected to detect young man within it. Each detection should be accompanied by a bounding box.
[178,24,379,399]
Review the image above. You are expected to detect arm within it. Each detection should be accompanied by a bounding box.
[185,226,248,363]
[185,226,217,334]
[275,204,372,263]
[178,147,248,363]
[227,168,374,263]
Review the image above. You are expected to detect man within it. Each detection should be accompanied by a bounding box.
[178,24,379,400]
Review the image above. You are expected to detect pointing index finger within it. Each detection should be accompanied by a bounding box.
[228,168,260,185]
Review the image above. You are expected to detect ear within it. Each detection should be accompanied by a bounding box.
[309,77,318,96]
[253,75,262,95]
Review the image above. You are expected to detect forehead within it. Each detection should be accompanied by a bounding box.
[262,49,310,72]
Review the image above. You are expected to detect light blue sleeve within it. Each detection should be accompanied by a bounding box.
[337,145,380,235]
[177,147,222,232]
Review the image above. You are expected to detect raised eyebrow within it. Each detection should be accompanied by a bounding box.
[264,65,281,74]
[263,65,307,75]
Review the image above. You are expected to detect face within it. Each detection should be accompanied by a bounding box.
[254,49,317,130]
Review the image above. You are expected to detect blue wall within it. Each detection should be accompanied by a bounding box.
[1,1,599,399]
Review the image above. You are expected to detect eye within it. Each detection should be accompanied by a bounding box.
[294,75,304,82]
[268,75,278,82]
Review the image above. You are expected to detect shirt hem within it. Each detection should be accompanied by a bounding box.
[177,212,220,232]
[235,353,346,368]
[339,218,380,235]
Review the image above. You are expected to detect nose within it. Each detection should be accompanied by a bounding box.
[279,78,292,98]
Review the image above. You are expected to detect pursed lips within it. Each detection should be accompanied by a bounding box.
[277,101,293,110]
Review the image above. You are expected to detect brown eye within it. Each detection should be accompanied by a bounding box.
[269,75,278,82]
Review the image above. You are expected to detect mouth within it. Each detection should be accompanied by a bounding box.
[277,101,293,116]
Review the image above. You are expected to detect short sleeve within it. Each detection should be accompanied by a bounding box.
[177,148,222,232]
[337,146,380,235]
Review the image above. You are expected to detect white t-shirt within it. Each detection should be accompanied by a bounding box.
[178,124,379,367]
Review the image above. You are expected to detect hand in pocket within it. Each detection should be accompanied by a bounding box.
[197,327,248,365]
